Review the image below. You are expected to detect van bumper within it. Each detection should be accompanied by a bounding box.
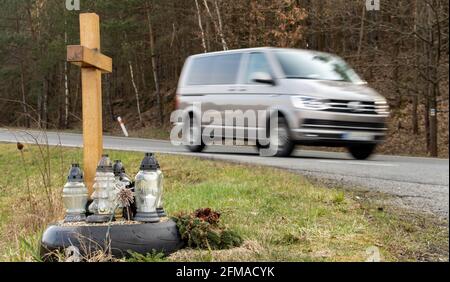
[289,110,389,146]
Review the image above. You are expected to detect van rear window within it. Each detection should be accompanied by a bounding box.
[186,54,242,85]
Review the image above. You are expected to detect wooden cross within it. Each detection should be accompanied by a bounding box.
[67,13,112,194]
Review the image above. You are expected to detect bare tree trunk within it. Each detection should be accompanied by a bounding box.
[412,95,419,134]
[431,0,442,158]
[26,6,42,128]
[412,0,419,135]
[64,61,69,128]
[146,1,164,126]
[426,2,439,157]
[73,76,80,116]
[42,77,48,129]
[429,88,438,157]
[20,62,29,128]
[129,60,143,126]
[105,74,115,123]
[170,23,176,48]
[37,93,42,128]
[138,59,147,95]
[205,14,211,51]
[109,67,117,120]
[203,0,228,51]
[195,0,208,52]
[393,42,401,107]
[425,95,431,153]
[214,0,228,50]
[416,0,435,154]
[248,0,255,47]
[357,3,366,58]
[15,15,30,128]
[64,24,70,129]
[57,66,63,128]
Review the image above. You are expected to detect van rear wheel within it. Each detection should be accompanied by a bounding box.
[185,115,205,153]
[348,144,377,160]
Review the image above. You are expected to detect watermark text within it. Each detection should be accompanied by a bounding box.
[66,0,81,11]
[366,0,380,11]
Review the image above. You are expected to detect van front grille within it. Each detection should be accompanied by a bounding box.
[302,119,387,131]
[324,100,384,115]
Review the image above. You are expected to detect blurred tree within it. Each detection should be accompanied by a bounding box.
[0,0,447,156]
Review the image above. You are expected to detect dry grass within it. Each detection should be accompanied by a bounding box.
[0,143,448,262]
[169,240,265,262]
[0,143,65,261]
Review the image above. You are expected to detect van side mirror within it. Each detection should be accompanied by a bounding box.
[251,72,275,85]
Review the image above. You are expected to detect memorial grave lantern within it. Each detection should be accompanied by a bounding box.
[62,164,88,223]
[87,155,115,223]
[134,153,161,223]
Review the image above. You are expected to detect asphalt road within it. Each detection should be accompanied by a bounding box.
[1,128,448,219]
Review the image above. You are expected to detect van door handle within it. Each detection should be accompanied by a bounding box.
[228,88,236,92]
[239,88,247,92]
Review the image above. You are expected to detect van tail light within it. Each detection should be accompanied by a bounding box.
[174,95,180,110]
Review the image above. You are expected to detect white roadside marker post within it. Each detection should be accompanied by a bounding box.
[117,116,129,137]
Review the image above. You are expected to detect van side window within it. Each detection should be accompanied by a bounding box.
[186,56,211,85]
[245,53,272,84]
[186,54,242,85]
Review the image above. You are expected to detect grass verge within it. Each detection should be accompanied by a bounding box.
[0,143,447,262]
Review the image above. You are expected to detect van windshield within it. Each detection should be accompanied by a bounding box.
[274,50,363,83]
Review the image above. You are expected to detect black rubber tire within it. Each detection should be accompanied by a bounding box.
[258,116,295,158]
[348,144,377,160]
[185,114,205,153]
[186,143,205,153]
[40,220,184,261]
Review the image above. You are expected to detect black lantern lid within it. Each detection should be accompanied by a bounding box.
[140,153,158,171]
[113,160,126,176]
[97,154,113,172]
[68,164,84,182]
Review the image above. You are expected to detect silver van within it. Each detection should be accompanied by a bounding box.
[176,47,389,159]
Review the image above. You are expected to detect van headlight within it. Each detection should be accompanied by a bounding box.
[291,96,329,110]
[375,100,390,115]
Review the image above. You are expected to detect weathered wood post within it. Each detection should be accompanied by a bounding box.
[67,13,112,194]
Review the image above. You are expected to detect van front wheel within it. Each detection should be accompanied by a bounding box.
[348,144,377,160]
[257,116,295,157]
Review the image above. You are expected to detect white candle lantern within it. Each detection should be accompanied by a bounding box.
[134,153,161,223]
[62,164,88,222]
[87,155,116,223]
